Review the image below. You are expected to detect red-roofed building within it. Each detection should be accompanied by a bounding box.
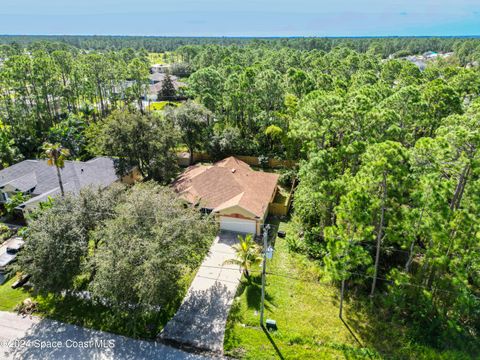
[172,157,279,235]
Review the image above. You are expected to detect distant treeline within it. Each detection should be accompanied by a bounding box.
[2,35,480,58]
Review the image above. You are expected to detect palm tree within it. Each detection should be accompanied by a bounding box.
[224,234,263,278]
[43,142,70,197]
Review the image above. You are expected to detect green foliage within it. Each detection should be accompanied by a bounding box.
[257,155,269,169]
[2,37,480,352]
[47,115,88,159]
[17,182,215,335]
[4,192,30,217]
[224,234,262,278]
[264,124,283,139]
[92,110,179,183]
[188,66,224,112]
[43,142,70,169]
[0,121,22,169]
[157,74,176,100]
[278,167,297,188]
[0,224,11,243]
[224,220,470,359]
[18,195,90,294]
[0,47,150,159]
[165,100,212,164]
[90,182,215,314]
[17,185,124,295]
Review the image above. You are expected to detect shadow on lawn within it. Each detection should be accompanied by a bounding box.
[338,286,480,358]
[235,275,275,312]
[335,287,403,356]
[36,293,179,340]
[340,316,364,348]
[262,325,285,360]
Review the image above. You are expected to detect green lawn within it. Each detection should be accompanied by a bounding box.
[0,277,29,312]
[0,274,189,340]
[148,53,165,65]
[223,218,473,360]
[224,220,371,359]
[146,101,179,112]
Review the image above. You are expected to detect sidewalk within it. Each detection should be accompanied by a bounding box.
[0,311,212,360]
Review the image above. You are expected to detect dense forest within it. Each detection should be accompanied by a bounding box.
[2,35,480,60]
[1,37,480,354]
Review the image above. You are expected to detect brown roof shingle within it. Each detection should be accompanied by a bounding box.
[172,157,279,218]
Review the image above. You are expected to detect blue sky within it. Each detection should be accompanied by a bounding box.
[1,0,480,36]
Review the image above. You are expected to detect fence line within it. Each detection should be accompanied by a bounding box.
[177,152,297,169]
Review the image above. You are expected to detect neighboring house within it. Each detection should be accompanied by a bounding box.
[150,64,170,74]
[149,72,165,85]
[144,74,185,102]
[172,157,279,235]
[0,157,136,214]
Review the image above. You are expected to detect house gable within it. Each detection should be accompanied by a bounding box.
[214,205,258,220]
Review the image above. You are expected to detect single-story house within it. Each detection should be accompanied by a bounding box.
[150,64,170,74]
[144,73,185,102]
[0,157,137,213]
[172,157,279,235]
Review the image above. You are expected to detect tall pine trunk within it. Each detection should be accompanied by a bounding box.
[371,172,387,297]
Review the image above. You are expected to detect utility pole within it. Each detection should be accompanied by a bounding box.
[260,224,270,327]
[339,278,345,319]
[339,235,352,320]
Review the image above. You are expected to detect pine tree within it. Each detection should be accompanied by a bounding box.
[158,74,176,100]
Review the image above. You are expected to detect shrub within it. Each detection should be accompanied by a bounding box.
[286,233,306,253]
[0,223,11,243]
[258,155,269,169]
[4,192,29,218]
[278,168,297,188]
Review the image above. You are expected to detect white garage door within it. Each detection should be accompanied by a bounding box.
[220,217,256,235]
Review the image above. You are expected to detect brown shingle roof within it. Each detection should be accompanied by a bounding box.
[172,157,279,218]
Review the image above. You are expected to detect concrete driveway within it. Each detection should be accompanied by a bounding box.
[160,231,243,353]
[0,311,213,360]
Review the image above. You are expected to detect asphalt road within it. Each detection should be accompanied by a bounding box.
[0,311,215,360]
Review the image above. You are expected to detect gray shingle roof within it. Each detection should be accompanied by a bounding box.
[1,172,37,192]
[0,157,119,209]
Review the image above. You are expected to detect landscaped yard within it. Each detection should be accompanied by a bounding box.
[0,275,187,339]
[0,277,29,312]
[223,218,473,360]
[224,219,370,359]
[146,101,179,112]
[148,52,166,65]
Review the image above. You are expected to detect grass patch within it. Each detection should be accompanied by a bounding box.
[148,52,180,65]
[34,293,181,340]
[0,276,182,339]
[146,101,179,111]
[224,219,370,359]
[223,218,473,359]
[148,53,165,65]
[0,276,29,311]
[0,267,195,340]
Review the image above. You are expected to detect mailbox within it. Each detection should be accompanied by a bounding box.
[266,319,277,331]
